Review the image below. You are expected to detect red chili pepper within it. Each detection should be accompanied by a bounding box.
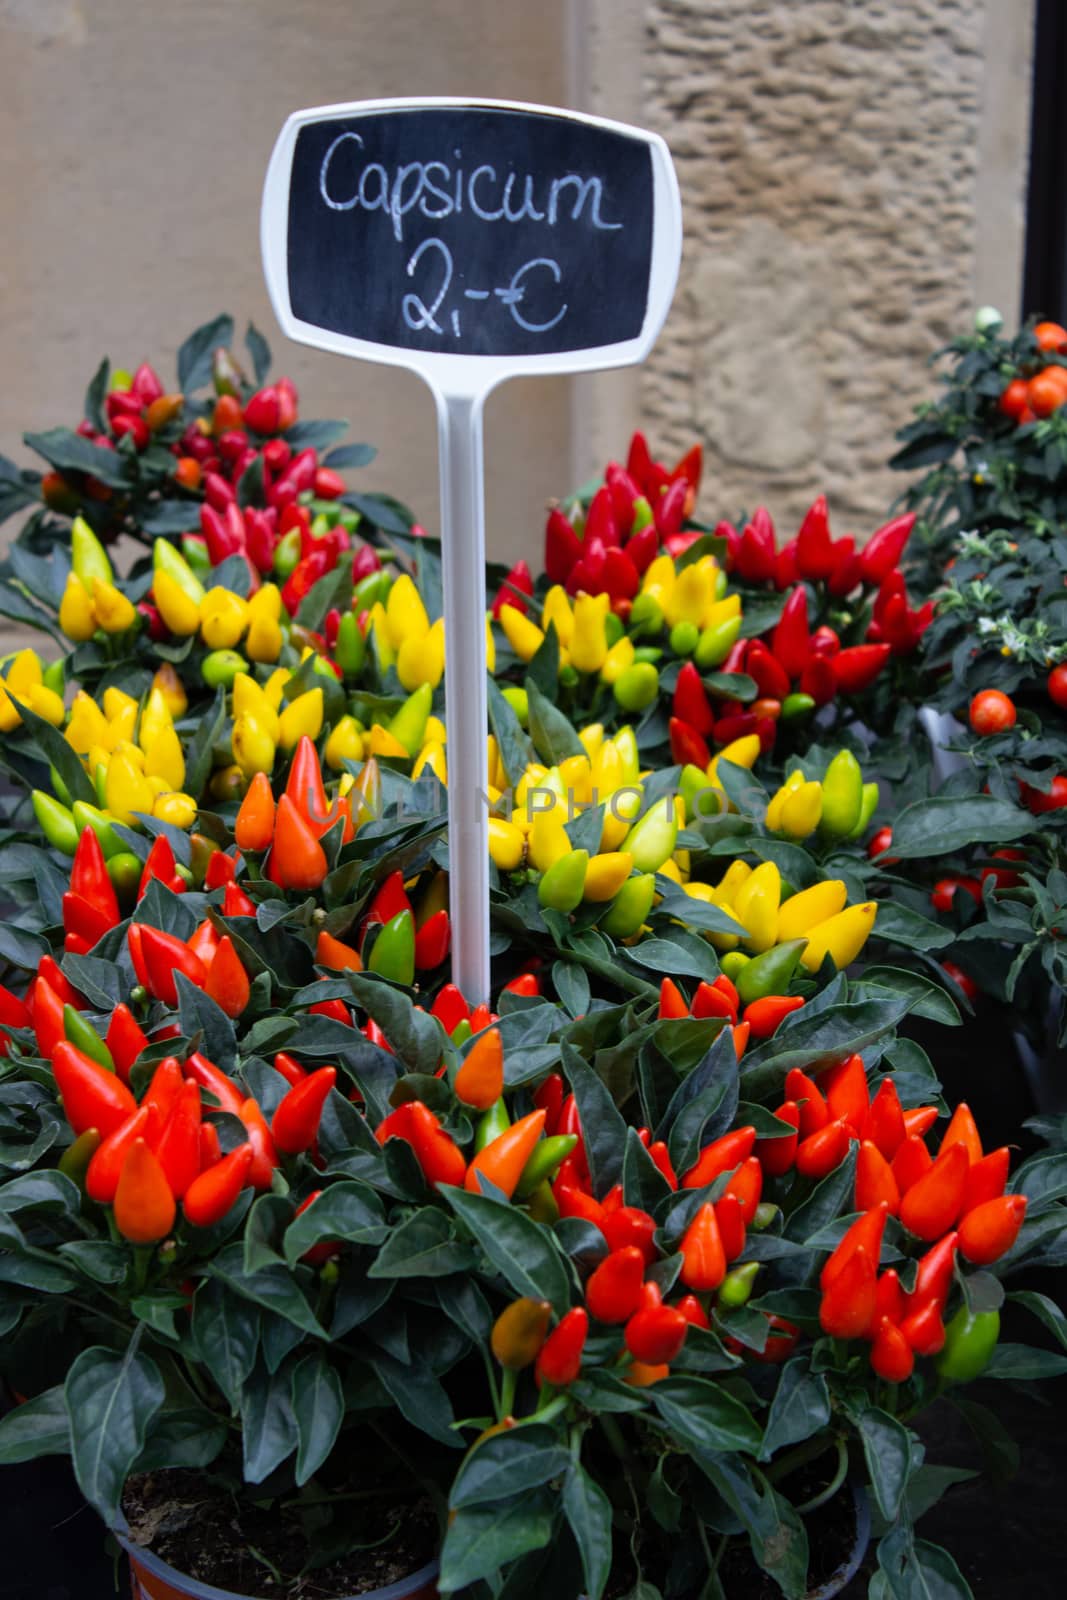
[535,1307,588,1387]
[200,502,246,563]
[199,1123,222,1169]
[32,976,67,1060]
[831,643,891,695]
[102,1005,149,1087]
[820,1203,888,1297]
[203,848,238,890]
[860,1078,906,1161]
[958,1194,1027,1264]
[822,1054,869,1134]
[870,1317,914,1382]
[939,1102,983,1165]
[364,870,412,927]
[898,1144,968,1240]
[673,661,715,736]
[184,1052,246,1118]
[676,1293,710,1329]
[533,1073,564,1135]
[770,586,810,680]
[86,1105,158,1204]
[744,639,792,702]
[669,717,712,769]
[658,977,689,1020]
[855,1141,900,1215]
[682,1126,757,1189]
[155,1081,203,1199]
[679,1202,726,1291]
[626,519,660,575]
[892,1133,933,1197]
[859,513,915,585]
[601,1206,658,1265]
[647,1141,678,1190]
[756,1101,800,1177]
[244,507,278,574]
[183,1144,253,1228]
[827,541,863,598]
[554,1175,606,1225]
[774,539,799,590]
[784,1068,829,1137]
[798,654,836,707]
[223,881,257,918]
[431,984,470,1036]
[734,508,777,582]
[819,1245,876,1338]
[544,508,583,584]
[414,909,451,971]
[52,1040,137,1137]
[794,495,836,581]
[138,836,185,899]
[743,995,805,1039]
[204,936,251,1019]
[722,1157,763,1224]
[70,827,120,926]
[903,1233,958,1316]
[137,924,207,1006]
[962,1147,1010,1214]
[795,1118,850,1179]
[902,1106,939,1140]
[625,1282,687,1364]
[272,1066,337,1155]
[875,1269,904,1326]
[379,1101,468,1189]
[714,1192,746,1262]
[38,955,83,1009]
[899,1299,946,1356]
[240,1098,281,1190]
[586,1245,646,1323]
[712,712,758,745]
[271,1053,306,1090]
[187,918,221,971]
[691,980,737,1023]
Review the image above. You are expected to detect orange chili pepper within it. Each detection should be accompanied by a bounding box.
[855,1141,900,1215]
[454,1026,505,1110]
[113,1139,176,1244]
[155,1081,203,1199]
[315,929,363,972]
[898,1143,968,1241]
[183,1144,253,1229]
[464,1109,545,1198]
[679,1202,726,1291]
[204,936,251,1017]
[235,771,276,852]
[85,1105,157,1204]
[269,794,328,891]
[939,1102,983,1166]
[958,1194,1027,1264]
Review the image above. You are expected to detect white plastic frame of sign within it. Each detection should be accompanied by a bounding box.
[260,98,681,1005]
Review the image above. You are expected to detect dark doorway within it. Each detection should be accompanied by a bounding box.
[1022,0,1067,320]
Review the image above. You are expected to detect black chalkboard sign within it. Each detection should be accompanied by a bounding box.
[278,105,655,359]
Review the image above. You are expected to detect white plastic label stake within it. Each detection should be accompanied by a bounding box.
[262,97,681,1003]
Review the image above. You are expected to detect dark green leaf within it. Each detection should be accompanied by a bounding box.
[758,1359,830,1460]
[859,1408,914,1522]
[241,1359,298,1483]
[438,1491,555,1593]
[291,1353,344,1485]
[0,1385,69,1463]
[66,1344,164,1525]
[563,1462,613,1600]
[889,795,1033,859]
[526,678,583,764]
[368,1207,476,1278]
[441,1188,571,1313]
[134,1408,228,1473]
[451,1425,571,1508]
[178,314,234,391]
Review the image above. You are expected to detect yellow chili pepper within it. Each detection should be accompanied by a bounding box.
[152,663,188,718]
[232,712,276,778]
[527,813,571,872]
[58,573,97,641]
[245,613,283,663]
[569,592,610,674]
[278,688,323,749]
[777,880,849,942]
[153,791,197,828]
[542,585,574,647]
[780,780,823,839]
[105,749,156,826]
[499,604,545,663]
[582,851,634,901]
[488,817,525,870]
[412,740,448,784]
[248,582,282,622]
[800,902,877,973]
[665,560,713,628]
[733,860,781,954]
[233,674,280,742]
[144,725,186,791]
[366,723,410,760]
[397,617,445,691]
[262,667,290,711]
[599,636,635,685]
[23,684,65,726]
[199,588,249,650]
[384,573,430,649]
[153,570,201,636]
[325,715,365,770]
[91,578,137,634]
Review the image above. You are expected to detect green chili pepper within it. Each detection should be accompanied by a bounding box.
[273,527,302,580]
[475,1097,511,1153]
[719,951,751,981]
[107,851,143,906]
[559,663,580,692]
[525,1180,560,1223]
[752,1202,779,1231]
[847,781,880,840]
[819,749,864,836]
[93,763,108,810]
[537,849,588,913]
[936,1306,1000,1384]
[451,1018,473,1047]
[181,534,212,577]
[734,939,807,1006]
[71,515,113,587]
[48,764,72,808]
[335,612,366,680]
[631,496,654,533]
[63,1004,116,1073]
[72,800,126,860]
[614,662,660,712]
[153,537,205,604]
[604,612,625,649]
[515,1133,579,1199]
[679,763,721,821]
[669,621,699,657]
[780,692,816,721]
[630,646,663,666]
[694,615,742,671]
[202,649,247,689]
[43,661,65,697]
[58,1128,101,1193]
[623,801,678,873]
[388,683,432,757]
[367,910,415,986]
[311,513,332,539]
[717,1261,760,1308]
[32,791,79,855]
[713,568,729,600]
[337,507,361,534]
[628,593,663,638]
[501,686,529,728]
[188,833,219,889]
[600,872,655,938]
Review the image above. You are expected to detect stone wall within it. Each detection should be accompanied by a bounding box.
[575,0,1034,538]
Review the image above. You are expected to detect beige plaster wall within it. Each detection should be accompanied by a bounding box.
[572,0,1035,537]
[0,0,569,571]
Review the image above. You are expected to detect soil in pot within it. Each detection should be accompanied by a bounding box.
[122,1468,438,1599]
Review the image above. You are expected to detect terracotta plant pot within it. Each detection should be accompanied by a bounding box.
[117,1533,439,1600]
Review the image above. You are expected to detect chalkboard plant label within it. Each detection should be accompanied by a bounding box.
[262,97,681,385]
